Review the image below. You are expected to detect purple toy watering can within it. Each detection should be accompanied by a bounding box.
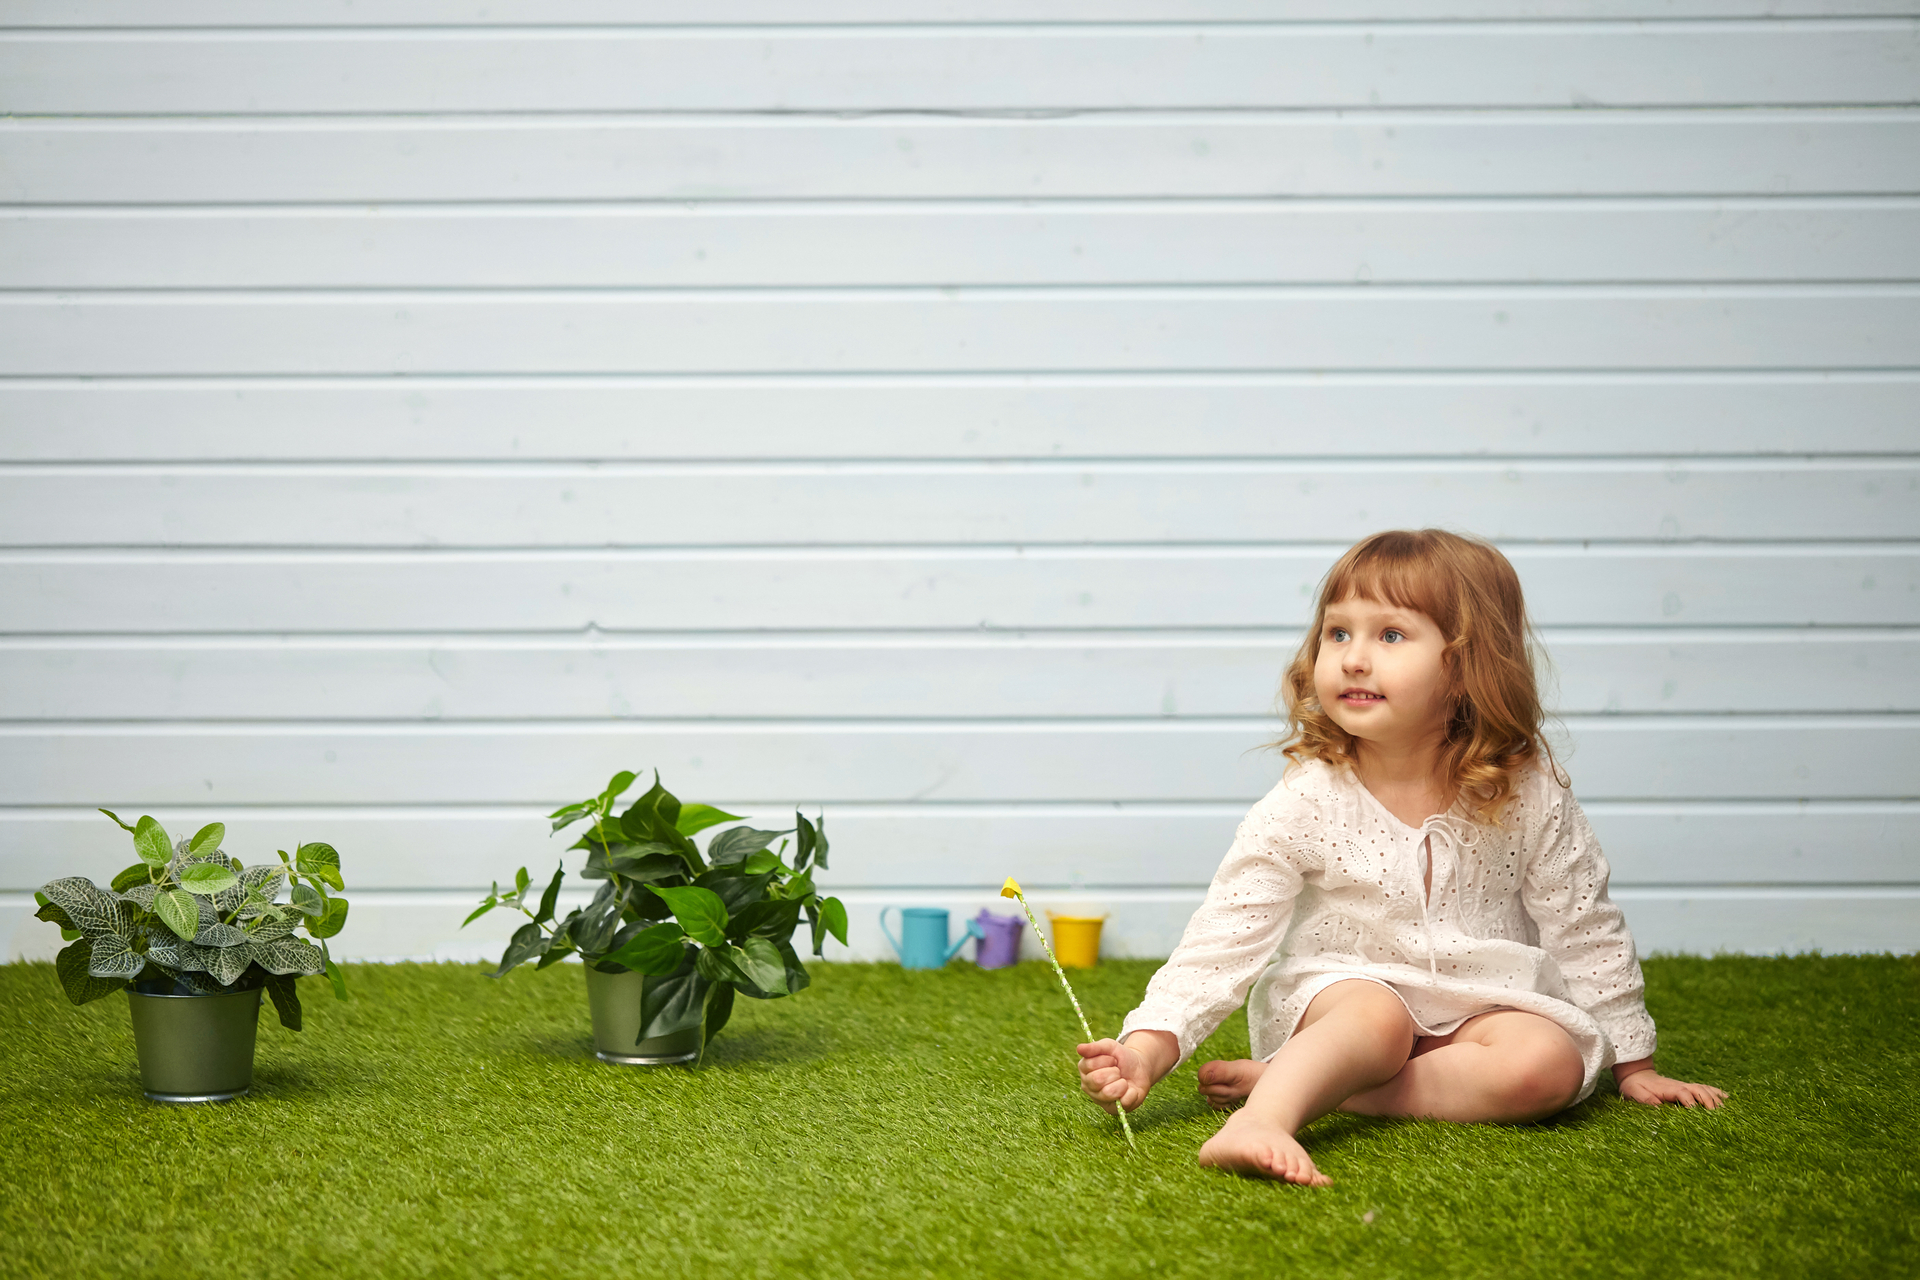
[971,909,1024,969]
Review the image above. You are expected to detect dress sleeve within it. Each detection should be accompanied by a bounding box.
[1521,787,1658,1064]
[1118,792,1311,1065]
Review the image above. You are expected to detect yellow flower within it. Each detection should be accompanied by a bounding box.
[1000,877,1023,899]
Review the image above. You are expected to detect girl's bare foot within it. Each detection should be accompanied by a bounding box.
[1197,1112,1331,1186]
[1197,1058,1267,1111]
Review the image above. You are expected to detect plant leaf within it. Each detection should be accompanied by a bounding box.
[240,863,288,901]
[729,897,804,944]
[819,896,849,948]
[294,842,344,890]
[109,863,152,893]
[741,849,793,877]
[179,862,239,896]
[794,811,829,871]
[675,803,743,838]
[707,826,785,868]
[601,922,687,976]
[547,799,596,833]
[599,770,639,812]
[132,816,173,867]
[638,965,706,1041]
[98,808,140,835]
[775,938,812,995]
[188,822,226,856]
[195,920,251,948]
[736,937,789,997]
[324,952,349,1001]
[531,940,574,969]
[570,882,624,956]
[647,885,728,948]
[308,897,350,940]
[154,888,199,941]
[246,909,299,943]
[254,937,324,976]
[86,932,148,981]
[534,867,564,924]
[462,897,498,927]
[264,973,303,1031]
[55,940,129,1005]
[34,896,77,931]
[38,877,129,937]
[144,934,209,972]
[289,883,325,918]
[491,921,547,978]
[694,869,775,918]
[702,979,736,1049]
[202,941,255,986]
[605,845,691,881]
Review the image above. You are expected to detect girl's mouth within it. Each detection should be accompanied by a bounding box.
[1340,689,1386,703]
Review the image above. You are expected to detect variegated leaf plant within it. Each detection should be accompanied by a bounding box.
[35,810,352,1030]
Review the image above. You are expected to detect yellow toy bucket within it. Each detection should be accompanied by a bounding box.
[1046,912,1107,968]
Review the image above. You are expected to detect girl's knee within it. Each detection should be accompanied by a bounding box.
[1509,1037,1584,1116]
[1330,982,1418,1051]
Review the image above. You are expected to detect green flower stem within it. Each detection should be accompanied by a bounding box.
[1007,890,1136,1152]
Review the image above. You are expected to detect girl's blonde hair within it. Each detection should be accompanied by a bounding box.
[1278,529,1562,824]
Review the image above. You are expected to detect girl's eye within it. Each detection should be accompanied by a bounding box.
[1381,629,1404,643]
[1328,627,1350,642]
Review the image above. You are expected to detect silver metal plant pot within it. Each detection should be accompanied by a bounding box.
[583,965,700,1065]
[125,986,263,1104]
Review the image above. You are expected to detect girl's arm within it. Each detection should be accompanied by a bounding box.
[1080,798,1312,1111]
[1523,790,1726,1108]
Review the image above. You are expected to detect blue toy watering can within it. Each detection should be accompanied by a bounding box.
[879,907,984,970]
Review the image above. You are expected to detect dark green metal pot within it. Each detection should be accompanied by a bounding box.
[126,986,262,1104]
[583,966,700,1065]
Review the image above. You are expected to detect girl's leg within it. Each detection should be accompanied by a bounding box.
[1196,979,1416,1185]
[1342,1008,1584,1123]
[1198,1006,1587,1126]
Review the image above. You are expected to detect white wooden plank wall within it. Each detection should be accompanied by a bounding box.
[1,2,1915,966]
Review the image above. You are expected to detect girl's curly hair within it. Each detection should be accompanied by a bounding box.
[1277,529,1564,824]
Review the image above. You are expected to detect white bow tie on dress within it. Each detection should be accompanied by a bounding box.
[1413,812,1481,979]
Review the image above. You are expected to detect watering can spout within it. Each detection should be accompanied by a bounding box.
[945,918,985,964]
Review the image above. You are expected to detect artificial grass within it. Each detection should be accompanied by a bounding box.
[1,955,1915,1280]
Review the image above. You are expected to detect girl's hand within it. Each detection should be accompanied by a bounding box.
[1077,1031,1175,1115]
[1617,1067,1728,1110]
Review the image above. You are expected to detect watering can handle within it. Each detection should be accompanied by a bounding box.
[944,918,986,964]
[879,906,902,959]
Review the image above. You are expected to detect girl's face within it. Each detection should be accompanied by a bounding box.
[1312,594,1453,751]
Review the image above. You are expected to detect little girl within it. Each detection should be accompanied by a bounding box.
[1078,529,1725,1184]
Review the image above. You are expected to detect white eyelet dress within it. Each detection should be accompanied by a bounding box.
[1119,758,1658,1102]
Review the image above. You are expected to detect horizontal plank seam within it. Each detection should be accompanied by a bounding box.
[3,798,1914,815]
[7,454,1912,470]
[6,105,1917,125]
[11,194,1920,214]
[7,17,1919,36]
[11,194,1920,212]
[1,712,1913,730]
[4,538,1917,558]
[1,624,1916,644]
[5,369,1916,385]
[13,279,1920,293]
[11,282,1920,298]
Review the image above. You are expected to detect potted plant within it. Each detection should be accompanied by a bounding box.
[34,809,351,1103]
[465,771,848,1065]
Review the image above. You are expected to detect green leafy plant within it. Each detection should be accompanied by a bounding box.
[465,770,848,1059]
[33,810,351,1030]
